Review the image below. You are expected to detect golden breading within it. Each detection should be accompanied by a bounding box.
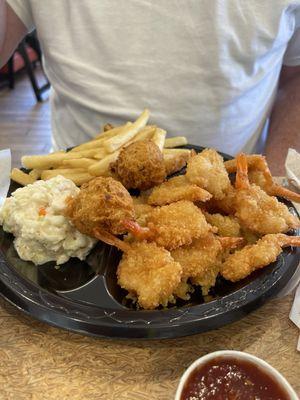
[235,184,300,234]
[171,234,222,295]
[203,211,241,237]
[148,175,212,206]
[111,140,166,190]
[220,234,300,282]
[132,195,154,227]
[186,148,231,200]
[163,152,190,176]
[235,153,300,234]
[145,200,213,250]
[117,241,182,310]
[65,177,134,236]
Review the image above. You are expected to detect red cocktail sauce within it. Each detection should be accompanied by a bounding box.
[180,357,291,400]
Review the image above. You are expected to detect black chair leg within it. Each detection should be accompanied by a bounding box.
[18,41,43,102]
[7,56,15,89]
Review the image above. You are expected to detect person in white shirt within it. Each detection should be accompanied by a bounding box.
[1,0,299,170]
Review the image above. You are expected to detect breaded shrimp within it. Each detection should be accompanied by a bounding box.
[203,211,241,237]
[123,200,214,250]
[132,195,154,227]
[205,184,237,215]
[163,151,190,176]
[225,154,300,203]
[93,229,182,310]
[171,233,243,295]
[221,233,300,282]
[234,154,300,234]
[186,148,231,200]
[148,175,212,206]
[65,177,135,237]
[110,140,166,190]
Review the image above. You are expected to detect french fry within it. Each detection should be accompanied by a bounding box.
[88,151,120,176]
[94,122,132,140]
[152,128,166,151]
[163,148,191,156]
[22,152,83,170]
[11,168,36,186]
[62,158,97,169]
[29,169,41,180]
[125,126,156,147]
[164,136,188,148]
[41,170,94,186]
[103,109,150,153]
[69,138,106,153]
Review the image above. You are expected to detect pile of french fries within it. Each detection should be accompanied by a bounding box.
[11,109,191,187]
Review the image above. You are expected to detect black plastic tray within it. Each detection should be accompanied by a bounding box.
[0,145,299,339]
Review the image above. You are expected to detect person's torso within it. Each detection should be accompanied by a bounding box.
[29,0,299,153]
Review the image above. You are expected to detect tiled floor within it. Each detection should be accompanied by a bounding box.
[0,68,51,168]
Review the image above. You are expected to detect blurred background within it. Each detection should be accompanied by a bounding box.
[0,31,51,167]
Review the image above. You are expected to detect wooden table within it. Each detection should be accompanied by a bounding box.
[0,294,299,399]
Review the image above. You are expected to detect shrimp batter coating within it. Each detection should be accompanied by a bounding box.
[221,234,300,282]
[171,234,222,295]
[203,211,241,237]
[111,140,166,190]
[148,175,212,206]
[172,234,243,295]
[163,151,190,176]
[117,242,182,310]
[235,154,300,234]
[132,195,154,227]
[186,148,231,200]
[65,177,134,236]
[124,200,214,250]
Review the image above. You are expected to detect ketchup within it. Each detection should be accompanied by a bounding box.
[180,357,291,400]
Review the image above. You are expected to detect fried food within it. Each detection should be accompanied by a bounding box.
[172,233,243,295]
[148,175,212,206]
[234,154,300,234]
[93,230,182,310]
[186,148,231,200]
[225,154,300,203]
[203,211,241,237]
[111,140,166,190]
[163,150,190,176]
[124,200,214,250]
[205,185,237,215]
[65,177,135,237]
[248,169,300,203]
[221,233,300,282]
[132,196,154,227]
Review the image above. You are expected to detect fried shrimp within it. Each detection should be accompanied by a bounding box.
[172,233,243,295]
[93,229,182,310]
[221,233,300,282]
[65,176,135,237]
[186,148,231,200]
[203,211,241,237]
[225,154,300,203]
[148,175,212,206]
[123,200,214,250]
[234,154,300,234]
[110,140,166,190]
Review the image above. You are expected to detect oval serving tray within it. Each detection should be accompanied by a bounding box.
[0,145,299,339]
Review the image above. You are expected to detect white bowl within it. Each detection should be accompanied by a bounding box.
[175,350,298,400]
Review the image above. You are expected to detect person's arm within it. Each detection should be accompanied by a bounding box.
[0,1,27,68]
[265,65,300,176]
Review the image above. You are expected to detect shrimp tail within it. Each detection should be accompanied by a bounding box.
[269,184,300,203]
[93,228,130,252]
[235,153,250,190]
[277,234,300,247]
[218,236,244,249]
[122,219,154,241]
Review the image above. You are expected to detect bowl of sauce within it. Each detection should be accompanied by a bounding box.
[175,350,298,400]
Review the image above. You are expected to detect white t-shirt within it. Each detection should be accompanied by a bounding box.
[7,0,300,155]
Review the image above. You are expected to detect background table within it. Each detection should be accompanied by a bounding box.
[0,294,299,400]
